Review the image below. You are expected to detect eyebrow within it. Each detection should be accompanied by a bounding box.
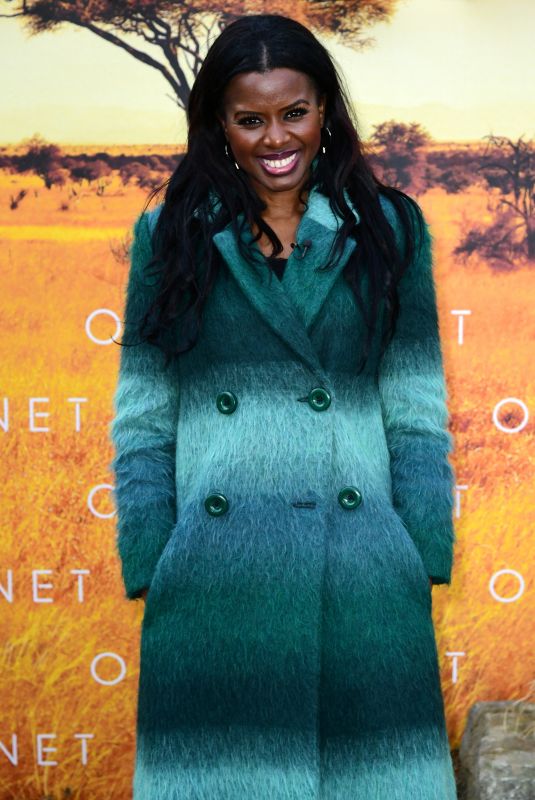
[233,99,310,118]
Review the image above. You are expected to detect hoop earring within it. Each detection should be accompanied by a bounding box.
[322,126,332,155]
[225,142,240,171]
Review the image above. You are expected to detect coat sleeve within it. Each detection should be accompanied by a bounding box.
[109,210,180,600]
[377,199,456,585]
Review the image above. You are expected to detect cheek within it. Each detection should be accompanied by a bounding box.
[305,126,322,153]
[300,118,322,143]
[229,131,256,156]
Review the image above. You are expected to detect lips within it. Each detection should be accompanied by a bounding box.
[257,150,300,175]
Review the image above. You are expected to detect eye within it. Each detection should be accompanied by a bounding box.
[287,107,309,119]
[237,116,261,127]
[237,107,310,126]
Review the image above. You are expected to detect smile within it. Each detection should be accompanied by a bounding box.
[258,151,300,175]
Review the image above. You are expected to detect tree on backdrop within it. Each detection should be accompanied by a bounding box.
[454,135,534,268]
[0,0,400,109]
[368,120,432,195]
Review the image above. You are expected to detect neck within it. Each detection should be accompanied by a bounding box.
[253,178,310,221]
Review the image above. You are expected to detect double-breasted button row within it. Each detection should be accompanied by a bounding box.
[217,387,332,414]
[204,486,363,516]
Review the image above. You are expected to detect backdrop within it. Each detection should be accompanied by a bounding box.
[0,1,533,797]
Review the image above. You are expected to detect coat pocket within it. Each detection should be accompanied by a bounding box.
[387,505,431,603]
[141,521,180,615]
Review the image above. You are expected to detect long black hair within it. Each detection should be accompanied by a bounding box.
[130,13,426,374]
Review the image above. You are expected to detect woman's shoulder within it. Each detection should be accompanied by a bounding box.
[144,203,164,240]
[141,193,220,241]
[377,189,429,258]
[378,189,426,229]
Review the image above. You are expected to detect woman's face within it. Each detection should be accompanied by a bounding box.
[218,68,326,201]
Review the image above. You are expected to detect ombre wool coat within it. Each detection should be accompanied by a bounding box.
[110,185,458,800]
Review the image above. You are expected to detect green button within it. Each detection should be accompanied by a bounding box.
[308,387,331,411]
[204,493,229,516]
[216,391,238,414]
[338,486,362,509]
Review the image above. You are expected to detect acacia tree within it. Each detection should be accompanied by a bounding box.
[455,135,534,267]
[368,121,432,195]
[0,0,400,109]
[479,135,534,261]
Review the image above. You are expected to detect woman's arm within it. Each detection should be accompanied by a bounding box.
[109,211,180,600]
[377,199,456,585]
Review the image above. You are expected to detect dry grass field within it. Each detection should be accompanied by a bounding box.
[0,165,533,798]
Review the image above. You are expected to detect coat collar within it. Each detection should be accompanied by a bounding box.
[212,185,360,376]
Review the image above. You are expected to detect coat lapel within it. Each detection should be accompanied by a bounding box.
[212,186,360,374]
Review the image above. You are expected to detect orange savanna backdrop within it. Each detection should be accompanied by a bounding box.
[0,155,533,798]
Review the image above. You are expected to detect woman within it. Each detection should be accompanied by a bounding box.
[110,13,457,800]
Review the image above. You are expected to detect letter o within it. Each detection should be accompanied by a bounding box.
[492,397,529,433]
[489,569,524,603]
[88,483,115,519]
[86,308,121,346]
[91,652,127,685]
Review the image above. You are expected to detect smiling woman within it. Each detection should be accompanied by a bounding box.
[110,12,457,800]
[217,69,325,258]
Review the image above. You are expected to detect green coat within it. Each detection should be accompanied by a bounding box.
[110,185,457,799]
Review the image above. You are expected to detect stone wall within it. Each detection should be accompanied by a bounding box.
[458,701,535,800]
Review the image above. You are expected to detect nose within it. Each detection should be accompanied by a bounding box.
[262,118,291,149]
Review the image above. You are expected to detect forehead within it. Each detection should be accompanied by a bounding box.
[222,68,315,110]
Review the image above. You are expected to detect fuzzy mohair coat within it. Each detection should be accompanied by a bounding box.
[110,184,457,799]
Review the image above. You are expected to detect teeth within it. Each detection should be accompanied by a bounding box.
[260,152,297,169]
